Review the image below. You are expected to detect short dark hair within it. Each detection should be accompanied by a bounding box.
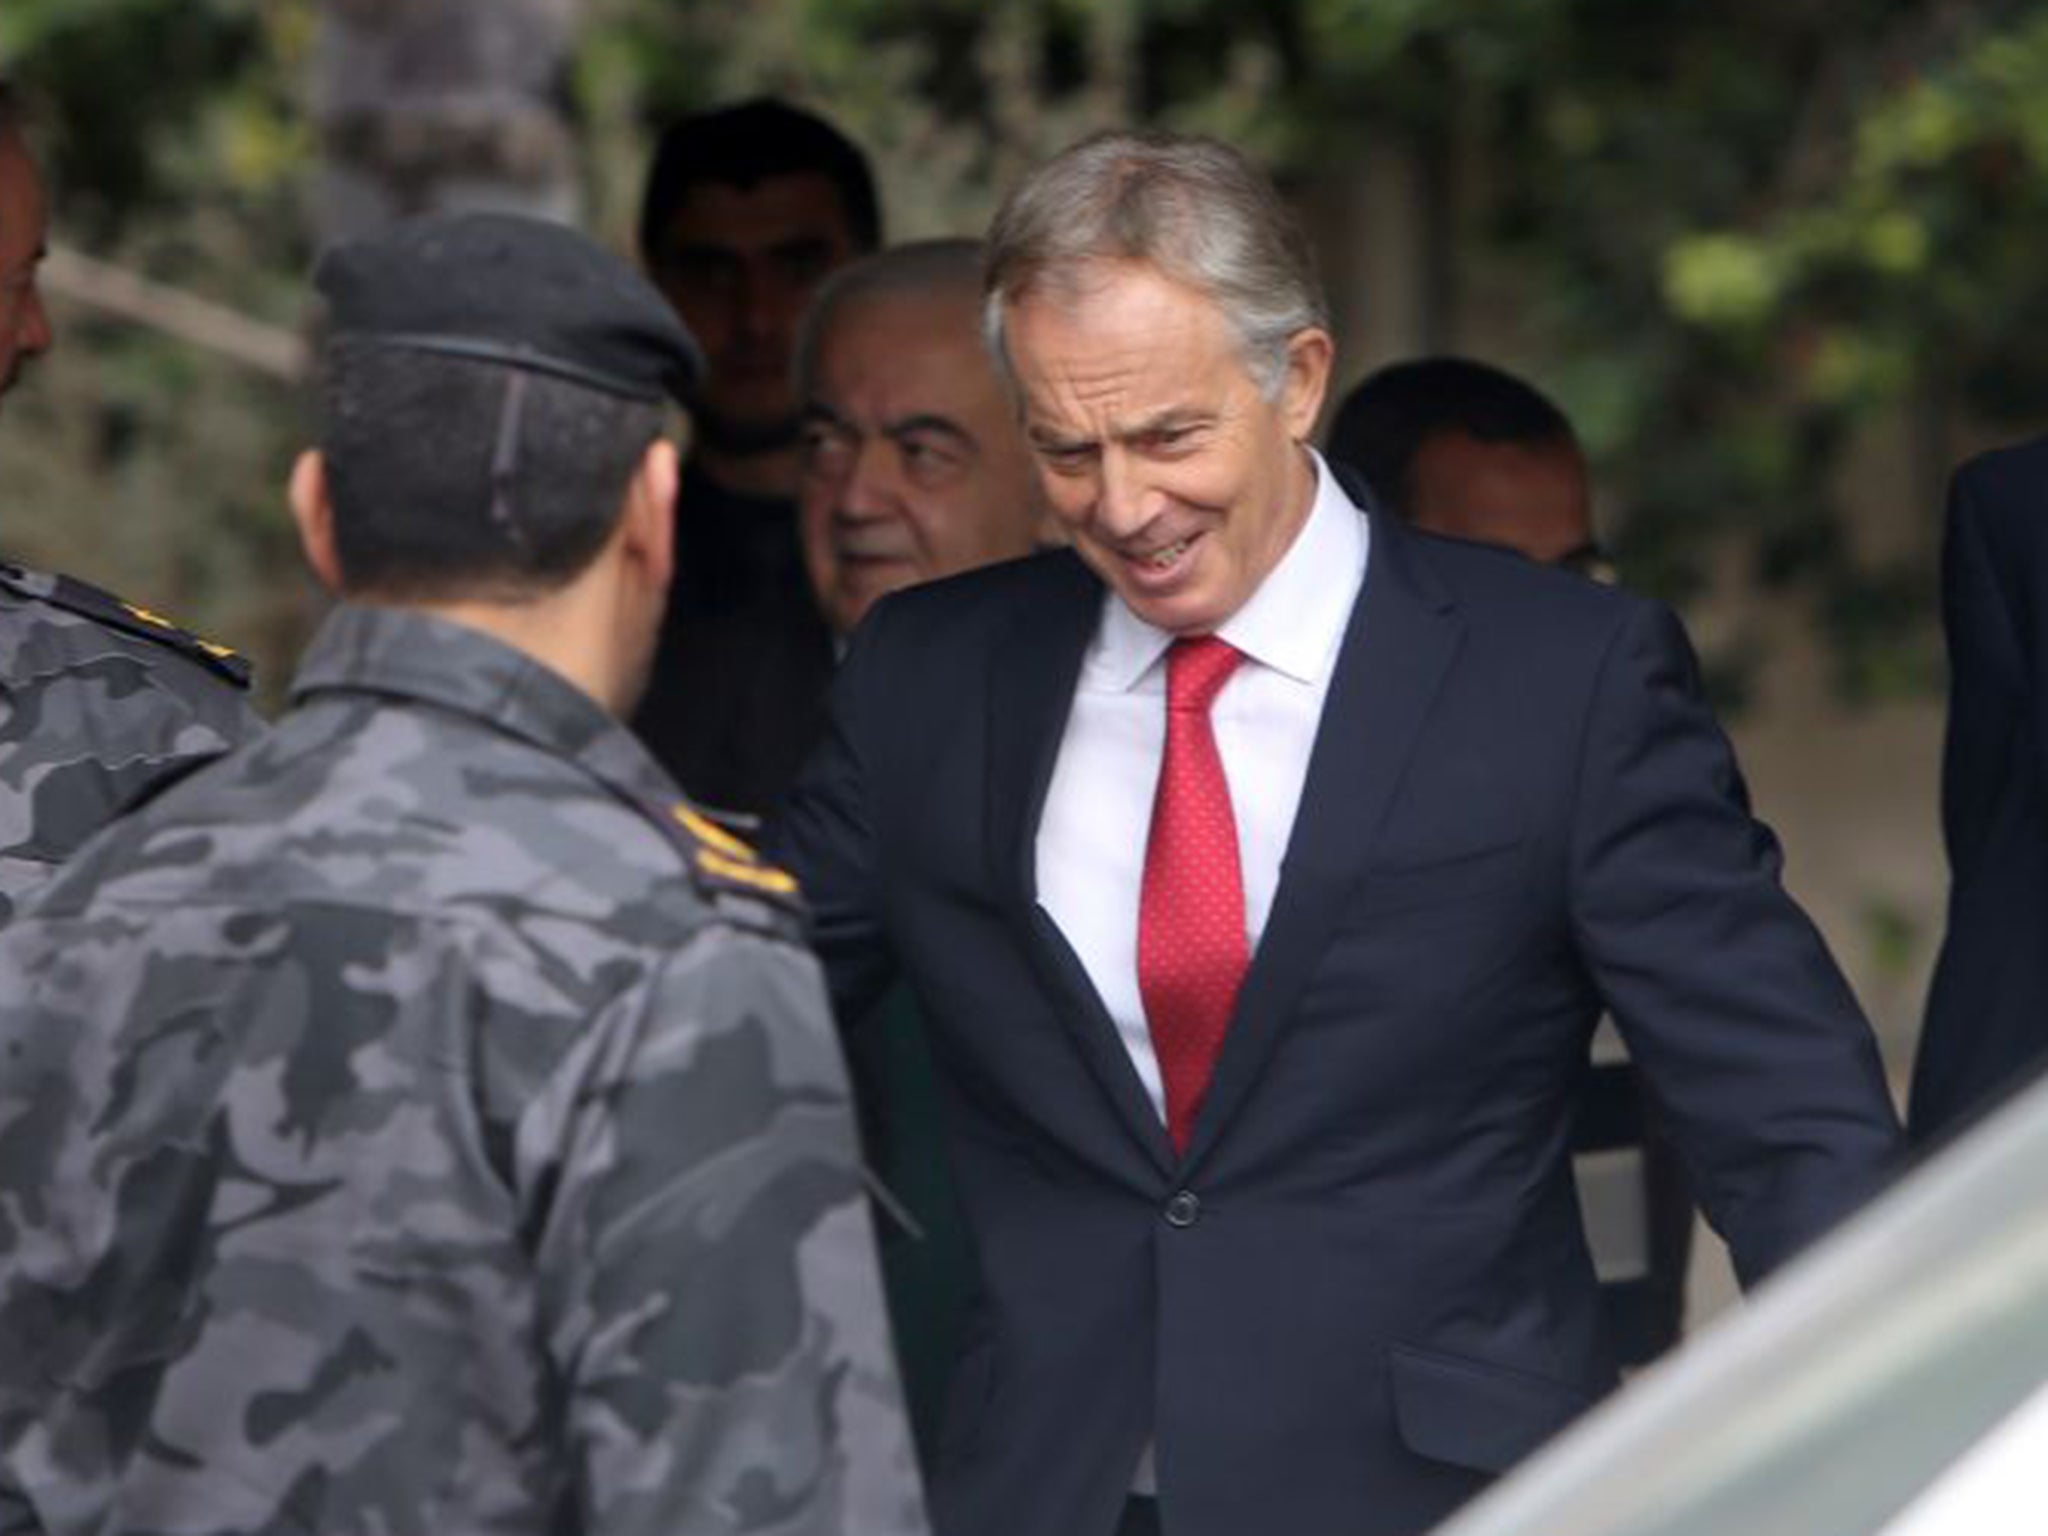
[319,340,663,602]
[637,97,880,268]
[0,80,21,138]
[1326,356,1578,518]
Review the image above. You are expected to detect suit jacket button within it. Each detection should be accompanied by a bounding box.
[1165,1190,1201,1228]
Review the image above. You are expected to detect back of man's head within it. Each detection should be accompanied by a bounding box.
[1326,356,1596,568]
[638,98,880,270]
[310,212,700,604]
[1326,357,1577,516]
[316,348,661,601]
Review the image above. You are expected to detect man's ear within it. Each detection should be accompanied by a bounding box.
[288,449,344,593]
[617,436,678,594]
[1279,326,1335,443]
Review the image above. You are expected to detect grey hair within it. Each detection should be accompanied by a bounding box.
[792,237,984,400]
[982,129,1329,399]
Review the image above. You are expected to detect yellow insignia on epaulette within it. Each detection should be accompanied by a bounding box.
[11,568,253,689]
[696,846,800,897]
[120,601,248,672]
[671,803,801,900]
[674,803,758,861]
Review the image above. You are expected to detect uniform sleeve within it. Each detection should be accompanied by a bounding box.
[516,925,928,1536]
[1567,599,1904,1287]
[0,613,264,882]
[769,609,903,1029]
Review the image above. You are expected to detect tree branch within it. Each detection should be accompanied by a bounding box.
[39,245,308,381]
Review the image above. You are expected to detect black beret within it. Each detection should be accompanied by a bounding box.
[315,211,703,403]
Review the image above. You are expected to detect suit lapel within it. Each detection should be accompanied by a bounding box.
[984,552,1178,1176]
[1182,512,1464,1170]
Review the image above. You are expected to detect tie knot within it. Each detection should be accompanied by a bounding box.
[1165,635,1242,715]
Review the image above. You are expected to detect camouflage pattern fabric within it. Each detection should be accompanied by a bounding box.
[0,603,928,1536]
[0,561,263,926]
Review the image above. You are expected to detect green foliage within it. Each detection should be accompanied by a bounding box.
[6,0,2044,706]
[3,0,315,707]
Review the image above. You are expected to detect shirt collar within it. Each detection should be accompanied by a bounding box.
[1088,446,1370,691]
[289,603,682,812]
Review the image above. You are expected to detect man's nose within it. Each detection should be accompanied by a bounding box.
[734,266,788,343]
[837,436,901,522]
[1093,451,1155,538]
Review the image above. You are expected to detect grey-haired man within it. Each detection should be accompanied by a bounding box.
[775,129,1899,1536]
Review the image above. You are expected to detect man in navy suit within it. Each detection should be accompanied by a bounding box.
[1911,435,2048,1145]
[775,130,1902,1536]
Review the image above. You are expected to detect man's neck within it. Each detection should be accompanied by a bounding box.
[407,588,626,717]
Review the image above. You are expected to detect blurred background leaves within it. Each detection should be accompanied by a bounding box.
[0,0,2043,710]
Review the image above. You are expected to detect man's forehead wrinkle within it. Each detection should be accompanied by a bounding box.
[1027,371,1202,446]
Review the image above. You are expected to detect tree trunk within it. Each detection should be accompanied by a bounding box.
[312,0,584,245]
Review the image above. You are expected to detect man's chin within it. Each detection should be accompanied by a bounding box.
[832,565,916,633]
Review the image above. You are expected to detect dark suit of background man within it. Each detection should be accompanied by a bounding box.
[774,129,1904,1536]
[1911,434,2048,1144]
[0,80,261,925]
[631,98,880,817]
[1327,356,1694,1369]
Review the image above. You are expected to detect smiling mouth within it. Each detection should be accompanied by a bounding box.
[1133,535,1196,571]
[833,542,916,566]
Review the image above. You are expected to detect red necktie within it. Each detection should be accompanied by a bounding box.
[1138,636,1248,1154]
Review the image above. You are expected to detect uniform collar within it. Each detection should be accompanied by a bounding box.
[1088,446,1370,691]
[290,603,680,811]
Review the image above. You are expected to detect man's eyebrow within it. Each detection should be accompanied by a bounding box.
[886,413,973,446]
[1116,407,1209,440]
[1025,421,1094,451]
[801,400,852,430]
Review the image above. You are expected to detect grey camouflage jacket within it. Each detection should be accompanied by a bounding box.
[0,604,928,1536]
[0,561,263,925]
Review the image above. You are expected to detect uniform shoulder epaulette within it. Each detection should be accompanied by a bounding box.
[669,802,805,913]
[0,562,252,689]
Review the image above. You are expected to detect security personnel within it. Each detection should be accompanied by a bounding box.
[0,83,261,922]
[0,213,928,1535]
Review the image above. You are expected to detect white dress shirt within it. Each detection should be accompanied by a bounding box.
[1035,449,1371,1124]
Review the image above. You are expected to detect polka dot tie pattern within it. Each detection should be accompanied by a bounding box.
[1138,635,1248,1155]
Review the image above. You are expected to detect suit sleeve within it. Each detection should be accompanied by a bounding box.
[1945,461,2045,796]
[1910,455,2048,1143]
[520,929,928,1536]
[1566,599,1903,1287]
[767,607,904,1029]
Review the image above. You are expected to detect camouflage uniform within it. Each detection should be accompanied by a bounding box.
[0,560,262,925]
[0,603,927,1536]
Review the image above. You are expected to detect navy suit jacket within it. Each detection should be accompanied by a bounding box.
[774,502,1901,1536]
[1911,436,2048,1143]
